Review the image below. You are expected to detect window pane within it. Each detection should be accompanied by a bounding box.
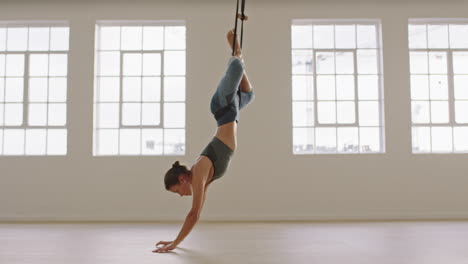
[454,127,468,152]
[164,51,185,76]
[359,101,379,126]
[335,25,356,49]
[428,52,447,74]
[122,103,141,126]
[412,101,430,124]
[164,26,186,50]
[4,103,23,126]
[357,25,377,48]
[293,101,314,127]
[98,77,120,102]
[48,77,67,102]
[0,78,3,102]
[313,25,334,48]
[455,101,468,124]
[315,127,336,153]
[409,25,427,49]
[429,75,448,100]
[123,77,142,102]
[50,27,69,51]
[430,101,449,123]
[0,28,5,51]
[28,27,49,51]
[5,78,24,102]
[142,53,161,76]
[360,127,380,153]
[427,25,449,49]
[98,52,120,76]
[410,75,429,100]
[3,129,25,155]
[164,129,185,155]
[335,52,354,74]
[337,101,355,124]
[431,126,452,152]
[164,77,184,102]
[318,101,336,124]
[454,75,468,99]
[292,25,312,49]
[143,26,163,50]
[6,54,25,76]
[357,50,378,74]
[99,27,120,50]
[142,103,160,125]
[96,103,119,128]
[29,54,49,76]
[293,127,314,154]
[449,25,468,49]
[29,103,47,126]
[0,55,5,76]
[143,77,161,102]
[412,126,431,153]
[0,129,3,153]
[358,75,379,100]
[48,103,66,126]
[316,52,334,74]
[164,103,185,128]
[47,129,67,155]
[453,52,468,74]
[25,129,47,155]
[119,129,141,155]
[30,78,49,103]
[336,75,354,100]
[49,54,68,76]
[123,53,142,76]
[142,129,163,155]
[292,75,314,101]
[292,50,313,74]
[121,27,142,50]
[0,104,4,125]
[410,52,428,74]
[7,28,27,51]
[337,127,359,153]
[97,129,119,155]
[316,75,335,100]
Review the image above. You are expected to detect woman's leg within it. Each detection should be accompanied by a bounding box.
[227,30,255,111]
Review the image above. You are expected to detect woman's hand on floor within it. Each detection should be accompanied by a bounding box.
[153,241,177,253]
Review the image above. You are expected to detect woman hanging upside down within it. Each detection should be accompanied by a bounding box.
[153,29,255,253]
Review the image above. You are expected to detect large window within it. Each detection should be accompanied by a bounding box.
[0,22,69,156]
[93,21,186,156]
[409,20,468,153]
[291,20,385,154]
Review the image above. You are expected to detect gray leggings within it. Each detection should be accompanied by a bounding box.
[210,57,255,126]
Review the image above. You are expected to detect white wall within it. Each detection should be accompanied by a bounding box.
[1,0,468,222]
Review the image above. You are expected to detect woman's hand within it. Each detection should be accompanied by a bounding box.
[153,241,177,253]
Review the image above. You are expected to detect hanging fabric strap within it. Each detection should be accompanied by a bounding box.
[232,0,247,56]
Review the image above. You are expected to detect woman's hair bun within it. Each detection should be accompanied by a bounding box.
[172,161,180,168]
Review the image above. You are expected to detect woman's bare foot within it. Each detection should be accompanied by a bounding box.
[227,29,242,58]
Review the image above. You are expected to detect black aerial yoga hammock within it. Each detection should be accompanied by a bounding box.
[232,0,247,107]
[232,0,247,56]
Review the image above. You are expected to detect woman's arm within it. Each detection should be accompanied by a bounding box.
[154,165,208,253]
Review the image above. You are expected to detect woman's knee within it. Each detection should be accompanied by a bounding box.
[227,57,244,78]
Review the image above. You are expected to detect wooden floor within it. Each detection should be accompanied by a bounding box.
[1,221,468,264]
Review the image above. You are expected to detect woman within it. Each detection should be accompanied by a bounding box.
[153,29,255,253]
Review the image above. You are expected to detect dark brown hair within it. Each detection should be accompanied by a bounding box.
[164,161,189,190]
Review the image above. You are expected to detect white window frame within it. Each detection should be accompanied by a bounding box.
[291,19,386,155]
[409,19,468,154]
[0,21,69,156]
[93,20,186,156]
